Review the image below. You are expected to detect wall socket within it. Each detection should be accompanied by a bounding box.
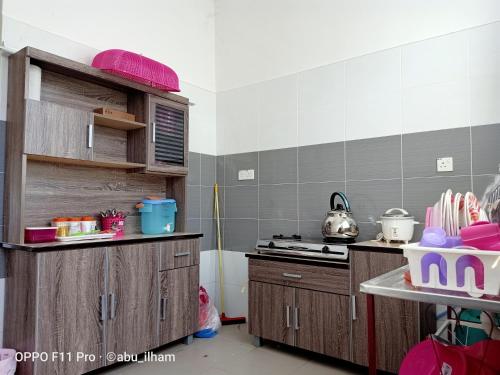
[238,169,255,180]
[437,157,454,172]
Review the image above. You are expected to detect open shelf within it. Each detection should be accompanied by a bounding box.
[27,154,146,169]
[93,113,147,131]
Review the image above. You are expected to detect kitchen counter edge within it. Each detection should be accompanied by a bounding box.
[348,240,404,254]
[2,232,204,252]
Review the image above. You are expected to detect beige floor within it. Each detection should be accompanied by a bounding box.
[100,324,364,375]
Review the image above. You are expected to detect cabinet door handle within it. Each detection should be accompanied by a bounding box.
[174,251,190,257]
[109,293,117,320]
[351,295,357,321]
[99,295,107,322]
[294,307,299,330]
[87,123,94,148]
[152,122,156,143]
[282,273,302,279]
[161,297,167,321]
[286,305,291,328]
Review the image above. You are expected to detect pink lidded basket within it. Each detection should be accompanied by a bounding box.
[92,49,180,92]
[100,216,125,237]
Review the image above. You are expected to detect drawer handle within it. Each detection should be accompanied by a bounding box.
[109,293,117,320]
[87,123,94,148]
[294,307,300,330]
[99,295,107,322]
[286,305,291,328]
[161,297,168,321]
[282,272,302,279]
[174,251,191,257]
[351,295,357,321]
[152,122,156,143]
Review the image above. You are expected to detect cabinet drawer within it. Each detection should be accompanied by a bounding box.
[159,239,199,270]
[248,259,349,295]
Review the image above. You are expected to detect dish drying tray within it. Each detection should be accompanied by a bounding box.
[56,233,115,242]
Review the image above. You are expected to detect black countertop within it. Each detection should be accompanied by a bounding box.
[2,232,203,252]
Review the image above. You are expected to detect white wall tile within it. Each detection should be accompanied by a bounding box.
[402,31,468,88]
[258,75,298,151]
[222,283,248,318]
[403,80,469,133]
[346,48,402,140]
[215,251,248,288]
[0,56,9,121]
[298,62,345,146]
[470,75,500,126]
[217,85,259,155]
[200,250,214,286]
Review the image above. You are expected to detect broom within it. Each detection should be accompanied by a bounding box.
[214,183,246,325]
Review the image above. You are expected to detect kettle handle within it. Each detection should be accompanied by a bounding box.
[330,192,351,212]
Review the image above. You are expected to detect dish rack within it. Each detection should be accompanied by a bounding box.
[402,244,500,297]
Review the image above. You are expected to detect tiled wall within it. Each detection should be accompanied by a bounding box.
[216,125,499,250]
[0,121,5,278]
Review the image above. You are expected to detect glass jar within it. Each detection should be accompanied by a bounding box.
[51,217,70,237]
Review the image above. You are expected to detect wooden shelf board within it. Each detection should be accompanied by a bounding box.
[93,113,146,131]
[27,154,146,169]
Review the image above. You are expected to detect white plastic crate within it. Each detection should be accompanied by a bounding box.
[402,244,500,297]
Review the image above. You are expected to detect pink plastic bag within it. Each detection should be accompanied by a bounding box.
[198,286,221,332]
[92,49,180,92]
[0,349,16,375]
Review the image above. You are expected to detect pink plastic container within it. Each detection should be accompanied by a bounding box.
[460,221,500,250]
[0,349,17,375]
[100,216,125,237]
[24,227,57,243]
[92,49,180,92]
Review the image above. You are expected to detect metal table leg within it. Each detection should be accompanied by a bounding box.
[367,293,377,375]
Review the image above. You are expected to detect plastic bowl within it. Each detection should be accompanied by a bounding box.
[420,227,447,248]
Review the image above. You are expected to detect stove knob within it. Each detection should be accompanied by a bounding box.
[322,246,330,253]
[269,241,275,248]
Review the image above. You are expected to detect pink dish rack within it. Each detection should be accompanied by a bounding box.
[92,49,180,92]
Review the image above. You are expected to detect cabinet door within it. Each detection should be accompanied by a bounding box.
[159,265,199,344]
[351,250,419,373]
[147,96,188,175]
[248,281,295,346]
[106,243,159,360]
[25,99,93,160]
[37,248,106,374]
[294,289,350,361]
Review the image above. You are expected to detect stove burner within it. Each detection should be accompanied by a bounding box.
[323,237,356,244]
[272,234,302,240]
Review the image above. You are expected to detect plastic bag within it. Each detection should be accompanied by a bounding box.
[0,349,17,375]
[195,286,221,338]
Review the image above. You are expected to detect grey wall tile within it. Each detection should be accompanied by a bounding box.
[216,155,225,185]
[0,249,4,278]
[201,186,214,219]
[471,124,500,175]
[187,218,201,233]
[347,179,402,223]
[259,184,298,220]
[214,186,225,219]
[403,127,471,178]
[298,181,345,221]
[187,185,201,219]
[0,121,5,172]
[187,152,201,186]
[299,220,323,240]
[201,154,216,186]
[473,174,498,201]
[225,185,258,218]
[357,222,380,242]
[298,142,345,182]
[259,147,297,184]
[225,152,259,186]
[201,219,216,251]
[225,219,258,252]
[403,176,472,223]
[346,135,402,180]
[258,219,299,239]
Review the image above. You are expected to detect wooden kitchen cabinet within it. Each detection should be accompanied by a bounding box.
[350,250,420,373]
[248,281,295,346]
[159,265,199,345]
[147,95,189,175]
[25,99,93,161]
[106,243,160,359]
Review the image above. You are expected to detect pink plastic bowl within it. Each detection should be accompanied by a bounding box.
[92,49,180,92]
[460,221,500,250]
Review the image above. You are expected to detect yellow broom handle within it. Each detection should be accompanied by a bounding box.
[214,183,225,313]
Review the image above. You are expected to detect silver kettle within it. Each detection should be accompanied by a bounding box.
[321,192,359,240]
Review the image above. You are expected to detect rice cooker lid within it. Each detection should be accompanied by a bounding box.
[381,208,414,220]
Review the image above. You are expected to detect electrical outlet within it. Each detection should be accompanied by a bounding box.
[238,169,255,181]
[437,157,454,172]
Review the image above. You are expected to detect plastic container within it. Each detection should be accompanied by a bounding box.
[80,216,97,233]
[25,227,57,243]
[402,243,500,297]
[0,348,16,375]
[460,221,500,250]
[68,217,82,235]
[139,199,177,234]
[51,217,70,237]
[100,216,125,236]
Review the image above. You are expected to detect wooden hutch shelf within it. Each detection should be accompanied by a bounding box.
[93,113,147,131]
[27,154,147,169]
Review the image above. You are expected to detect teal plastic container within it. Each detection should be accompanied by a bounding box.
[139,199,177,234]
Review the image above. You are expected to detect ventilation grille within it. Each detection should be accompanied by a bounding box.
[154,104,185,165]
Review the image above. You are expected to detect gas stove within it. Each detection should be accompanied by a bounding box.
[255,234,350,261]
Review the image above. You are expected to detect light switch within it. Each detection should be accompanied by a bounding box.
[437,157,454,172]
[238,169,255,181]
